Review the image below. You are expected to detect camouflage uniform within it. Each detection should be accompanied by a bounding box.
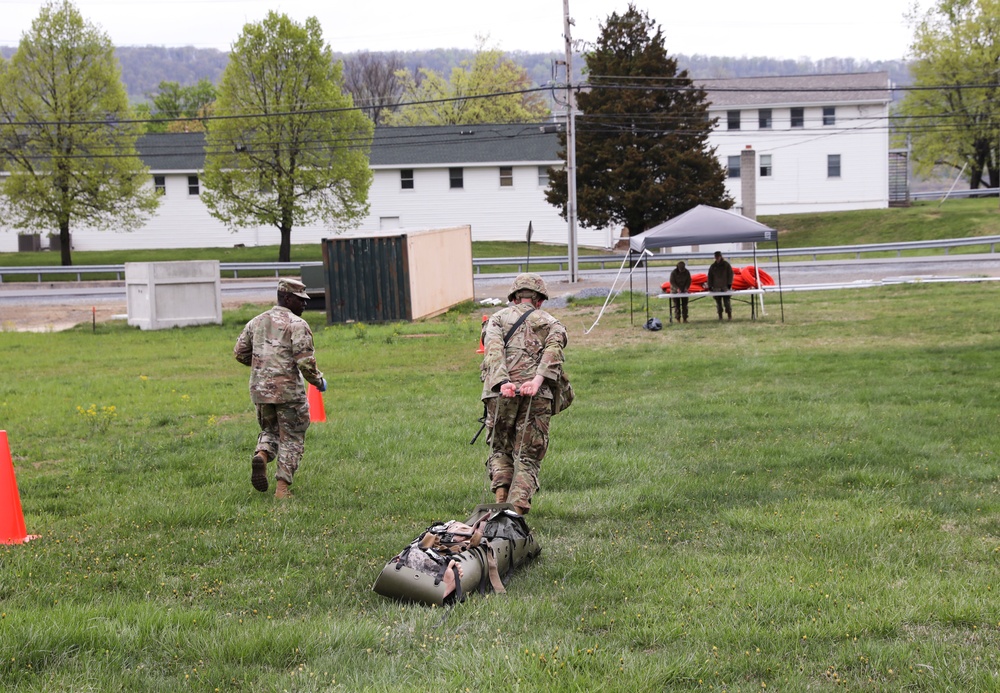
[481,278,567,513]
[708,254,734,318]
[234,303,325,485]
[669,262,692,322]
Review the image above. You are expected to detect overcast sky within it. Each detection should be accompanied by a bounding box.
[1,0,918,61]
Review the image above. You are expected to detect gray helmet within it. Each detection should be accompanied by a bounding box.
[507,273,549,302]
[644,317,663,331]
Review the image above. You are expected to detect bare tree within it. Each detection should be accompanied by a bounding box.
[342,51,405,125]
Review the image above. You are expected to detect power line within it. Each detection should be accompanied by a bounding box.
[2,81,997,164]
[3,79,999,129]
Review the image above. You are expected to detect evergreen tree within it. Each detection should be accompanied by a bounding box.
[546,5,731,236]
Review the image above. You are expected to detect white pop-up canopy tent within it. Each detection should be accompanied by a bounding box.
[629,204,777,251]
[627,205,784,323]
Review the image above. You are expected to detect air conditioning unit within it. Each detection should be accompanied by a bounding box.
[17,234,41,252]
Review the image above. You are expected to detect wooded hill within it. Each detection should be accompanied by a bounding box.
[0,45,911,103]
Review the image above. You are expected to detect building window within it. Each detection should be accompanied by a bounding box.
[758,109,772,129]
[188,175,200,195]
[400,169,414,189]
[727,155,741,178]
[727,110,740,130]
[828,154,841,178]
[823,106,836,126]
[790,107,804,128]
[499,166,513,187]
[537,166,549,186]
[449,167,463,189]
[153,175,166,195]
[760,154,772,177]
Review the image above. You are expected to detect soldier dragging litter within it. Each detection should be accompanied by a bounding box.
[234,278,327,499]
[480,273,569,516]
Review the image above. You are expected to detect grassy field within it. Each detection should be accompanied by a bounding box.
[0,239,591,270]
[758,197,1000,248]
[1,282,999,691]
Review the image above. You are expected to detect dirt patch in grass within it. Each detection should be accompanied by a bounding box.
[0,298,261,333]
[0,303,126,332]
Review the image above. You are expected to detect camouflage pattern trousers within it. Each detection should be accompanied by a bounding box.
[486,395,552,512]
[254,400,310,484]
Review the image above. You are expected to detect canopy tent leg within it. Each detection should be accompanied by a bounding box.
[775,234,785,323]
[753,245,763,319]
[628,249,634,326]
[644,257,650,325]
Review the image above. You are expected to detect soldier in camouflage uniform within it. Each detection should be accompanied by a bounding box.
[708,251,734,320]
[480,273,567,515]
[234,278,327,499]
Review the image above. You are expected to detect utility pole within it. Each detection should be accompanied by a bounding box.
[563,0,579,283]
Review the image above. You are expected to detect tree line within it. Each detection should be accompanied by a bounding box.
[0,44,914,104]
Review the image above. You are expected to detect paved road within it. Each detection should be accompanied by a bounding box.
[477,253,1000,300]
[3,254,1000,307]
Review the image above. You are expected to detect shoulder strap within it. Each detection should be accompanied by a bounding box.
[503,308,535,345]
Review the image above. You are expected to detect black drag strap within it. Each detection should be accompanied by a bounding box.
[503,308,535,345]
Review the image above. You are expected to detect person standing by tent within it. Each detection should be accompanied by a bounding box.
[480,273,568,516]
[669,261,692,323]
[233,278,327,500]
[708,251,734,321]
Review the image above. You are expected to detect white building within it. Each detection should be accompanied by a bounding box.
[0,72,891,254]
[702,72,891,215]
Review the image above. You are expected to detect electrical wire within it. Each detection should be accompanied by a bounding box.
[1,79,996,163]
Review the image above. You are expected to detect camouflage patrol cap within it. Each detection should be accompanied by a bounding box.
[278,278,310,299]
[507,273,548,301]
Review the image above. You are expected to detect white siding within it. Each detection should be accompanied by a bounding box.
[355,163,608,247]
[711,103,889,216]
[0,164,607,253]
[0,81,891,254]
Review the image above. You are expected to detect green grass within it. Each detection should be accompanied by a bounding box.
[759,196,1000,248]
[0,240,608,279]
[0,241,597,269]
[2,283,1000,690]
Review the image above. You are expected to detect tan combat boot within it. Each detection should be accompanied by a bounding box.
[275,479,293,499]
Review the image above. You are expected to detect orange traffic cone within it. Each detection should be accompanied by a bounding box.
[308,383,326,423]
[0,430,39,545]
[476,314,488,354]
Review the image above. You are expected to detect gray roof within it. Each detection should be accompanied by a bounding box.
[699,72,891,108]
[369,123,562,167]
[137,123,563,172]
[134,73,890,172]
[137,132,207,171]
[629,205,776,252]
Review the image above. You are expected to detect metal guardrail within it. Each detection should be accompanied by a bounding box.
[470,235,1000,272]
[2,236,1000,283]
[910,188,1000,201]
[0,261,323,283]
